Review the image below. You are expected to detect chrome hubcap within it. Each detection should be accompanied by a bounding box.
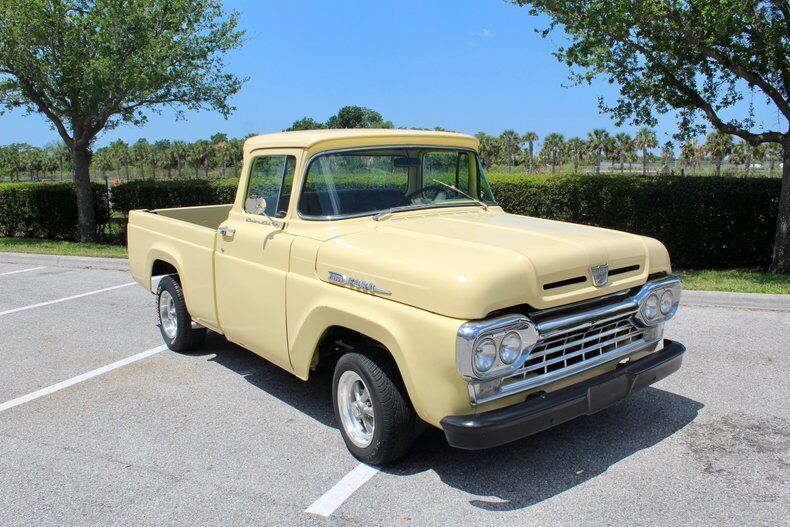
[337,370,375,447]
[159,290,178,340]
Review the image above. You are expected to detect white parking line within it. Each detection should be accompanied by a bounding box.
[0,345,167,413]
[305,463,380,517]
[0,266,45,277]
[0,282,137,317]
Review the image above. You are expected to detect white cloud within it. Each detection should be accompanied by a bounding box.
[472,28,492,38]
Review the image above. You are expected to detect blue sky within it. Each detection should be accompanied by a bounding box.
[0,0,785,148]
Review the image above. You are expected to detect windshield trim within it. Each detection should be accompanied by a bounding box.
[296,145,496,222]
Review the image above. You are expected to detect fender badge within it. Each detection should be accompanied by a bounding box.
[328,271,391,295]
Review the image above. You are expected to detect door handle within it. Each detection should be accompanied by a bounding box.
[218,226,235,237]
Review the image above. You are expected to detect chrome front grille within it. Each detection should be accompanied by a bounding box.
[492,312,653,399]
[522,316,643,376]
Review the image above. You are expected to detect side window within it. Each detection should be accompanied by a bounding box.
[423,151,471,192]
[245,155,296,217]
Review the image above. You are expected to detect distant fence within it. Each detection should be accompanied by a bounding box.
[0,174,781,269]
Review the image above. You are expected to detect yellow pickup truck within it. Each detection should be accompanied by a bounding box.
[128,129,685,465]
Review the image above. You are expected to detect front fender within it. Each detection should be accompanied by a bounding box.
[286,273,474,427]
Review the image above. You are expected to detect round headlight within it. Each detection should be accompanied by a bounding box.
[499,331,522,365]
[659,290,674,315]
[473,338,497,372]
[643,293,659,320]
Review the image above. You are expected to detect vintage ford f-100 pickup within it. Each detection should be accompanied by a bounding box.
[128,129,685,465]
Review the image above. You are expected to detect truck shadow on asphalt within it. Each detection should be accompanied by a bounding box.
[200,333,703,512]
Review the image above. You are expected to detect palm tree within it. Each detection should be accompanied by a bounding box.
[132,139,152,179]
[705,131,734,176]
[660,141,674,174]
[613,132,634,174]
[522,132,538,173]
[680,139,703,174]
[171,141,188,178]
[499,130,523,172]
[634,127,658,175]
[587,129,612,174]
[475,132,500,169]
[542,133,565,173]
[565,137,586,173]
[214,140,229,178]
[765,143,783,177]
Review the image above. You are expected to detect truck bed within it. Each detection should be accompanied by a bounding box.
[127,204,232,331]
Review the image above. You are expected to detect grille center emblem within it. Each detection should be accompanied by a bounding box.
[590,264,609,287]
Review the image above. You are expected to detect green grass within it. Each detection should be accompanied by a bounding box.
[676,269,790,295]
[0,238,127,258]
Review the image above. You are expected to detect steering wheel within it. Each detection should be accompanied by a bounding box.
[401,184,448,203]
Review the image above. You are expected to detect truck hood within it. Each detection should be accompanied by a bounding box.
[315,208,670,319]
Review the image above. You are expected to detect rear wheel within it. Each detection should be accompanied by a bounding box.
[332,352,415,465]
[156,276,206,352]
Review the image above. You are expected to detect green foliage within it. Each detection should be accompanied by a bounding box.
[110,179,237,213]
[489,174,780,268]
[102,174,782,268]
[0,183,109,239]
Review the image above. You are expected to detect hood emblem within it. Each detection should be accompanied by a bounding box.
[590,264,609,287]
[328,271,392,296]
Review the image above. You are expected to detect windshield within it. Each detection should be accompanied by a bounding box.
[297,147,496,219]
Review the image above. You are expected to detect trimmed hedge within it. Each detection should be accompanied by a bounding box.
[111,179,237,214]
[2,175,781,268]
[490,175,780,269]
[0,182,110,240]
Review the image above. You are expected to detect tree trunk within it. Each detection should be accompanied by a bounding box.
[72,146,97,243]
[715,159,722,176]
[769,142,790,273]
[642,147,647,176]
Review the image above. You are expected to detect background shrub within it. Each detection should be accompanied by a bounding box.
[490,174,780,268]
[111,179,237,214]
[0,175,781,269]
[0,182,109,240]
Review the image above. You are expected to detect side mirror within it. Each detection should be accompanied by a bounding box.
[255,198,283,229]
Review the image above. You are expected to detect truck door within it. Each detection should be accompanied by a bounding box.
[214,151,296,371]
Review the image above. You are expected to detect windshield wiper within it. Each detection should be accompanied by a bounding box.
[431,179,488,211]
[372,203,437,221]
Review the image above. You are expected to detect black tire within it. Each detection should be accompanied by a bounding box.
[156,275,206,352]
[332,351,415,465]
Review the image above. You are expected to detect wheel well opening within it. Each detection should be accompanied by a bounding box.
[152,260,179,281]
[313,326,394,371]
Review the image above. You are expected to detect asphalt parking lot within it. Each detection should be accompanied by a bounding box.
[1,255,788,526]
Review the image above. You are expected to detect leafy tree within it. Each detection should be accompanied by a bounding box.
[171,141,188,179]
[587,129,612,174]
[0,0,244,241]
[325,106,393,129]
[705,131,734,176]
[512,0,790,271]
[522,131,539,172]
[499,130,523,172]
[565,137,586,173]
[680,139,703,174]
[542,133,565,173]
[286,117,325,131]
[634,128,658,176]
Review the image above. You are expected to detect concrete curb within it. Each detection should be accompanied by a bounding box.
[0,252,129,272]
[681,289,790,311]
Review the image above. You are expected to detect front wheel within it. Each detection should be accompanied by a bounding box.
[332,352,415,465]
[156,276,206,352]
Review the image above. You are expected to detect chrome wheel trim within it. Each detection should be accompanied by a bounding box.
[159,290,178,340]
[337,370,375,448]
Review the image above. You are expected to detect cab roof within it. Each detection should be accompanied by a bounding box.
[243,129,479,154]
